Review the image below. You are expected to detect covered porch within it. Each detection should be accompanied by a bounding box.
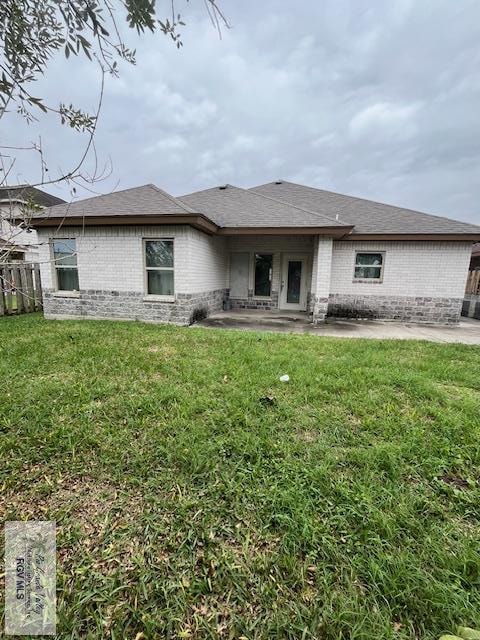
[225,235,333,323]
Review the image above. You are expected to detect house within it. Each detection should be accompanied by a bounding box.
[27,181,480,325]
[0,185,65,262]
[0,238,28,262]
[463,242,480,319]
[470,243,480,271]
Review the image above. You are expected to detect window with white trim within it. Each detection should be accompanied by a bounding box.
[354,252,384,280]
[52,239,79,291]
[145,239,174,296]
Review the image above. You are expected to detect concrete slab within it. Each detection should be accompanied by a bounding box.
[193,310,480,345]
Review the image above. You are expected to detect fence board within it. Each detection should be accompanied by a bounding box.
[4,267,13,315]
[0,269,5,316]
[34,264,43,310]
[14,267,25,313]
[0,263,43,316]
[25,265,35,312]
[20,266,31,313]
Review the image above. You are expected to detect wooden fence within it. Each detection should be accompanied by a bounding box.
[0,263,43,316]
[465,270,480,296]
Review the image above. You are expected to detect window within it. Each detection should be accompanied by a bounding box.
[53,239,79,291]
[254,253,273,297]
[145,239,174,296]
[354,252,384,280]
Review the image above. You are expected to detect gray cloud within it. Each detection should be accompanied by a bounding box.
[3,0,480,223]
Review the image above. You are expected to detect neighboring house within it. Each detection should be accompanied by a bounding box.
[470,242,480,270]
[463,242,480,318]
[26,181,480,325]
[0,237,28,262]
[0,185,65,262]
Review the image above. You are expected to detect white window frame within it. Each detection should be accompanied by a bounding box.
[51,238,79,294]
[143,238,175,301]
[353,251,385,283]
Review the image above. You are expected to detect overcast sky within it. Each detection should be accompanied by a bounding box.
[3,0,480,224]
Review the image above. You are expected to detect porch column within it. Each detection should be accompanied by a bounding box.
[311,236,333,323]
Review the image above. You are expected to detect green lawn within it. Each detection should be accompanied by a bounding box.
[1,314,479,639]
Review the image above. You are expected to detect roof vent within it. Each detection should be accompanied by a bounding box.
[219,184,228,190]
[275,179,283,184]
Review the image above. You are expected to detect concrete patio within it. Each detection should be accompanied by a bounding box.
[194,309,480,345]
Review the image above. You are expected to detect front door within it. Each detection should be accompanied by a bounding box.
[280,254,308,311]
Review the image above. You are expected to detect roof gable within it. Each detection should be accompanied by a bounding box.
[179,184,351,230]
[0,185,65,208]
[42,184,196,219]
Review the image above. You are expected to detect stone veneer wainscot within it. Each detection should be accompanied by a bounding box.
[43,288,226,325]
[327,294,463,324]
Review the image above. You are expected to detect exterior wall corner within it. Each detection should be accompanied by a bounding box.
[310,236,333,322]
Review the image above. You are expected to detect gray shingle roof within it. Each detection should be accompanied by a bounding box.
[250,181,480,235]
[37,184,196,219]
[30,180,480,236]
[0,185,65,208]
[179,184,351,228]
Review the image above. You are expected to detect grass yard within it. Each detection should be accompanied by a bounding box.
[1,314,479,639]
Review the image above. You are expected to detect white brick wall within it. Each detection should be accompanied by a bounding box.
[37,225,227,294]
[188,228,227,291]
[36,226,473,302]
[330,241,472,297]
[312,237,333,298]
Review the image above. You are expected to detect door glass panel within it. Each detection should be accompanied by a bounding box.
[286,260,302,304]
[254,254,273,297]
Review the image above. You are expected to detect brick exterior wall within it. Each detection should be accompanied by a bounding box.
[327,294,463,324]
[43,288,226,325]
[229,289,279,310]
[325,240,472,324]
[311,237,333,322]
[37,225,228,326]
[37,226,473,326]
[330,241,471,298]
[37,225,227,294]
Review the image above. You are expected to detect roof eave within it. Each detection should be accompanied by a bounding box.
[217,226,354,237]
[346,233,480,241]
[29,214,219,235]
